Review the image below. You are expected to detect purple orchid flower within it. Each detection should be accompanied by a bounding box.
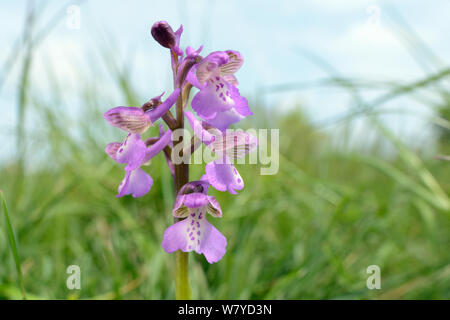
[104,89,180,134]
[106,127,172,198]
[162,181,227,264]
[185,111,257,194]
[187,51,253,131]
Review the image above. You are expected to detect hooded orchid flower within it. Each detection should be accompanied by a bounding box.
[105,127,172,198]
[187,51,253,131]
[185,111,257,194]
[162,181,227,263]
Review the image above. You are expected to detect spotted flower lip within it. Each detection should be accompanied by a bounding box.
[162,181,226,264]
[104,89,180,134]
[187,50,252,131]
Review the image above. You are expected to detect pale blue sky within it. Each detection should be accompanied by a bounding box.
[1,0,449,161]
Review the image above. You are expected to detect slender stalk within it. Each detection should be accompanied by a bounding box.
[174,250,191,299]
[173,136,191,299]
[172,56,192,299]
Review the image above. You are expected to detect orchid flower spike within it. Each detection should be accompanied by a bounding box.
[104,89,180,134]
[187,51,252,131]
[105,21,254,287]
[162,181,227,263]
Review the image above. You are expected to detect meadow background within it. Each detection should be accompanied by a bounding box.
[0,1,449,299]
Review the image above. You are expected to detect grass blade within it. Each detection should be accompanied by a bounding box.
[0,190,26,299]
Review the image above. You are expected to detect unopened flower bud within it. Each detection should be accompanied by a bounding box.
[151,21,176,49]
[141,92,164,112]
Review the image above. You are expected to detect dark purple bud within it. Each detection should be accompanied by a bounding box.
[151,21,176,49]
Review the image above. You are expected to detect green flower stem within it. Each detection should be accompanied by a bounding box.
[173,161,191,299]
[174,250,191,299]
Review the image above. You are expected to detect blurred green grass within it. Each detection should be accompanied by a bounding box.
[0,6,449,300]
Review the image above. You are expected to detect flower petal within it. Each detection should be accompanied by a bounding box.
[185,111,218,145]
[173,195,189,218]
[199,220,227,263]
[162,212,227,264]
[186,64,203,89]
[205,108,245,132]
[178,180,210,196]
[105,142,121,160]
[195,51,229,85]
[183,193,209,208]
[117,171,131,198]
[222,74,239,86]
[172,24,184,56]
[117,168,153,198]
[145,89,180,123]
[186,45,202,58]
[191,78,235,120]
[143,128,172,162]
[162,218,189,253]
[205,159,244,194]
[230,85,252,117]
[207,196,222,217]
[115,134,147,171]
[199,84,251,131]
[172,184,211,218]
[104,107,151,133]
[211,130,258,159]
[220,50,243,76]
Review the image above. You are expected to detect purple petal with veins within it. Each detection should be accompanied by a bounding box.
[212,130,257,159]
[195,51,229,85]
[104,107,151,134]
[220,50,244,76]
[206,196,222,217]
[105,142,121,160]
